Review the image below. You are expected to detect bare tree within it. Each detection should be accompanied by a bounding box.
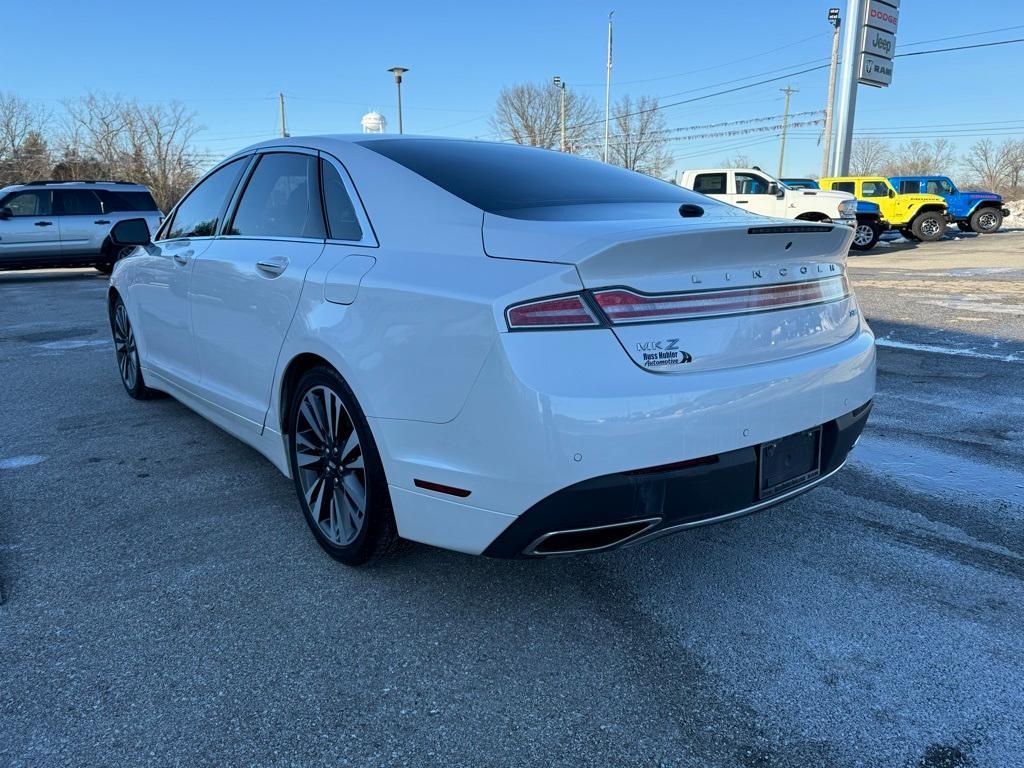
[848,137,891,175]
[884,139,956,176]
[490,81,598,151]
[607,95,672,177]
[55,94,202,210]
[962,138,1024,195]
[0,93,51,184]
[720,153,753,169]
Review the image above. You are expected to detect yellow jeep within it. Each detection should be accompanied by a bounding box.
[819,176,949,242]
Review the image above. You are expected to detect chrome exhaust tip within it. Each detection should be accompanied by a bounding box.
[524,517,662,557]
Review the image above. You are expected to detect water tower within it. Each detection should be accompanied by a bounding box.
[361,111,386,134]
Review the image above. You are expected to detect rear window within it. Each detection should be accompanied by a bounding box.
[692,173,727,195]
[898,180,919,194]
[357,138,702,214]
[99,189,160,212]
[831,181,855,194]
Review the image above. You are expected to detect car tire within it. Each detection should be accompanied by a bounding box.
[96,241,135,275]
[109,296,157,399]
[287,366,398,566]
[970,207,1003,234]
[911,212,945,242]
[956,221,973,232]
[850,221,881,251]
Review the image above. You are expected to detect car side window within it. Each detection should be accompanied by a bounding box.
[99,189,160,213]
[164,157,248,240]
[693,173,726,195]
[2,190,52,216]
[831,182,855,194]
[321,160,363,241]
[735,173,770,195]
[862,181,888,198]
[900,181,920,194]
[228,153,325,239]
[56,190,103,216]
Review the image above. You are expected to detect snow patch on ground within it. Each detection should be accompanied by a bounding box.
[875,337,1023,362]
[35,339,110,350]
[0,455,48,470]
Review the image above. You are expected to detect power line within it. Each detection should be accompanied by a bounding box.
[897,38,1024,58]
[900,24,1024,48]
[490,38,1024,144]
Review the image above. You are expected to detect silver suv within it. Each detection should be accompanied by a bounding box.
[0,180,163,274]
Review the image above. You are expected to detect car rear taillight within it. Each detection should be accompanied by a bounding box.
[505,294,600,330]
[593,275,849,324]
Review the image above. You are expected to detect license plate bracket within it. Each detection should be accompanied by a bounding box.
[758,427,822,499]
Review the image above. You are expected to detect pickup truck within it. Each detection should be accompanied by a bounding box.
[818,176,949,242]
[783,178,888,250]
[676,167,864,247]
[889,175,1009,234]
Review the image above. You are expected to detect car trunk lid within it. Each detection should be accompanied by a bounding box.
[485,206,859,373]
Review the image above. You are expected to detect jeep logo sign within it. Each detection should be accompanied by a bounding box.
[863,28,895,58]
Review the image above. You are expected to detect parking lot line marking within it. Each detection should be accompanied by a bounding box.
[875,337,1023,363]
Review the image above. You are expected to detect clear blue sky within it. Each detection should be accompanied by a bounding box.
[7,0,1024,178]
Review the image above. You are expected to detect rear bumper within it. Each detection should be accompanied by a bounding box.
[483,401,871,557]
[371,324,876,555]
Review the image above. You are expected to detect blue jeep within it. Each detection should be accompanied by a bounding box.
[782,178,888,250]
[888,176,1009,234]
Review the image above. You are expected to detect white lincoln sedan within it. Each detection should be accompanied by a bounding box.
[107,135,875,565]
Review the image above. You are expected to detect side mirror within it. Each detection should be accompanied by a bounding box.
[888,189,895,198]
[767,182,784,197]
[110,218,152,247]
[0,207,12,220]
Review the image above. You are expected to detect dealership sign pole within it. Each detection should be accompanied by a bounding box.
[831,0,898,175]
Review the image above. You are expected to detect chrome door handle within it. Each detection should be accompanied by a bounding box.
[94,219,111,225]
[256,257,288,276]
[172,251,192,265]
[35,221,53,227]
[736,200,749,204]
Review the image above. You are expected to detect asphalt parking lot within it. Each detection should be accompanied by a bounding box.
[2,228,1023,768]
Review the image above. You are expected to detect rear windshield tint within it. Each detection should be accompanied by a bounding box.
[357,138,703,214]
[99,189,160,212]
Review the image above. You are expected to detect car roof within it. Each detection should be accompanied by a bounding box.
[0,180,152,194]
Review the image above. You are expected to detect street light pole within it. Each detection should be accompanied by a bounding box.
[821,8,842,177]
[553,76,566,151]
[387,67,409,134]
[604,10,613,163]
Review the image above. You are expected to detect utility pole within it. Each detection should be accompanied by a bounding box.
[278,92,288,138]
[777,85,797,177]
[553,76,567,151]
[387,67,409,134]
[821,8,842,177]
[603,11,613,162]
[832,0,866,175]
